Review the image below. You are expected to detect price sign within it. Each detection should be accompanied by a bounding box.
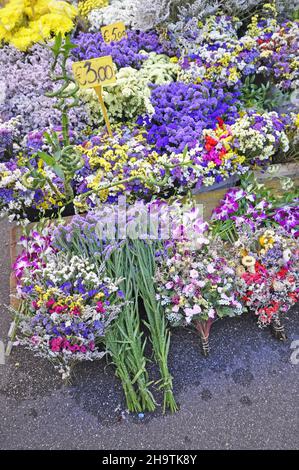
[72,56,116,136]
[101,22,127,43]
[72,56,116,89]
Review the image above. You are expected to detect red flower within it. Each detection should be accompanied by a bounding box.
[216,117,224,128]
[71,306,81,316]
[204,135,218,151]
[277,267,288,279]
[255,261,267,274]
[288,292,298,303]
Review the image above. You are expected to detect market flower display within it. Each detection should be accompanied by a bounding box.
[1,0,298,414]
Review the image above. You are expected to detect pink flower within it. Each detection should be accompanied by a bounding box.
[208,308,216,319]
[184,304,202,320]
[190,269,199,279]
[183,283,195,295]
[70,344,80,353]
[96,301,106,314]
[165,281,174,289]
[207,264,215,274]
[31,335,40,346]
[53,305,67,314]
[50,337,63,352]
[46,299,55,309]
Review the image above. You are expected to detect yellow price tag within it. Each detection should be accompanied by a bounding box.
[101,22,127,44]
[72,56,116,89]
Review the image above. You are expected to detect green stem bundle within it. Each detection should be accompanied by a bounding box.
[105,245,156,412]
[131,240,178,413]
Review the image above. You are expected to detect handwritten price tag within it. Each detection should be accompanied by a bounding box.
[101,22,127,43]
[72,56,116,89]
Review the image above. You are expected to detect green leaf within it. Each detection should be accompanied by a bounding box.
[52,165,65,180]
[37,151,56,167]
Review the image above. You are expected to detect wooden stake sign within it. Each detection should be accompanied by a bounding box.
[72,56,116,136]
[101,22,127,43]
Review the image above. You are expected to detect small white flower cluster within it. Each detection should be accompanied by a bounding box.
[79,53,179,124]
[231,112,289,163]
[87,0,179,31]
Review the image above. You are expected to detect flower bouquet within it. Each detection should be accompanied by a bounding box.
[12,227,125,379]
[155,205,244,355]
[231,225,299,339]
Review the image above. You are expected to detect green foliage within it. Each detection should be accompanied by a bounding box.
[46,34,80,146]
[240,75,288,112]
[22,131,83,202]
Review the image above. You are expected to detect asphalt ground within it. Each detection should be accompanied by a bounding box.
[0,217,298,450]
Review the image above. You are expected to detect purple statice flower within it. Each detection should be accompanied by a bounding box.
[0,44,91,142]
[72,30,176,69]
[139,81,240,154]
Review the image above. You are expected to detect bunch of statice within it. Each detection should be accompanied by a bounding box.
[139,80,240,154]
[0,44,90,139]
[177,0,265,22]
[0,44,60,135]
[78,53,179,125]
[87,0,182,31]
[13,228,124,379]
[0,116,21,161]
[72,30,176,69]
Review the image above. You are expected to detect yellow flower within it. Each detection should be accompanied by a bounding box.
[78,0,108,17]
[95,292,105,299]
[0,0,77,50]
[259,235,274,248]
